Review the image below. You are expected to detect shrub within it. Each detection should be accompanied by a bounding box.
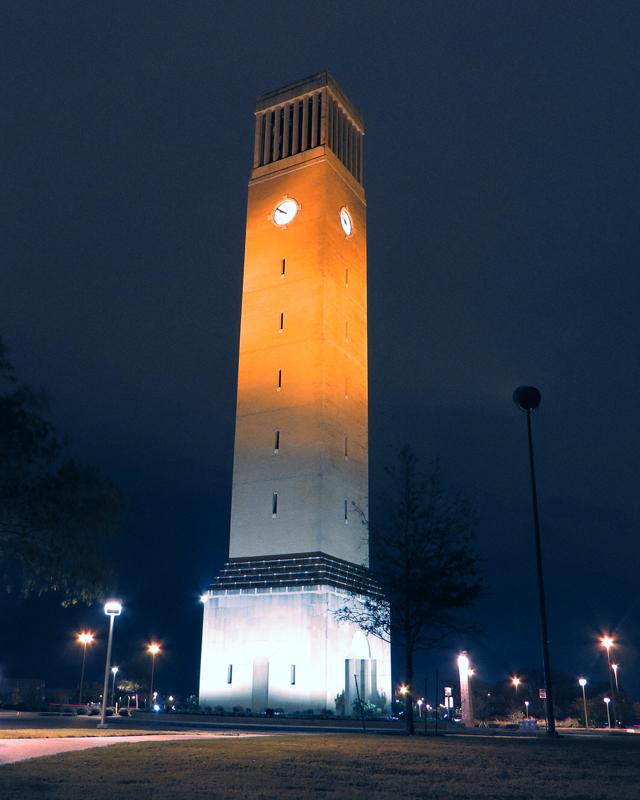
[105,707,115,717]
[76,706,89,715]
[62,706,75,714]
[232,706,245,714]
[118,708,130,716]
[352,699,382,719]
[212,706,224,714]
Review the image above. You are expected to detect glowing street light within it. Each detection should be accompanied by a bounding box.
[148,644,161,710]
[578,679,588,730]
[612,664,619,691]
[604,697,611,729]
[110,666,119,708]
[511,677,521,694]
[77,633,94,705]
[524,701,530,719]
[601,636,618,726]
[98,600,122,728]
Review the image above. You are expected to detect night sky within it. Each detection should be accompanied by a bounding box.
[2,2,639,705]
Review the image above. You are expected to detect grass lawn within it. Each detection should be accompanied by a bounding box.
[0,733,638,799]
[0,729,172,739]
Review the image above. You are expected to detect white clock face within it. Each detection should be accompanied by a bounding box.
[340,207,353,236]
[272,198,298,226]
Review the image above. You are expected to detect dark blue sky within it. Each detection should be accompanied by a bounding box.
[1,2,639,704]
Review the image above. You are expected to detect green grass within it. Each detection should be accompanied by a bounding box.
[0,733,638,799]
[0,729,174,739]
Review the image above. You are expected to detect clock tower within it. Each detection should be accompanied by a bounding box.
[199,73,391,714]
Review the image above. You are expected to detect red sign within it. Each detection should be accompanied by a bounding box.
[539,689,547,699]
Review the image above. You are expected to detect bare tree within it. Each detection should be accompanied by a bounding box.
[337,445,484,735]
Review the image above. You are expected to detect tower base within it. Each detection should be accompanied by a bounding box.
[199,571,391,715]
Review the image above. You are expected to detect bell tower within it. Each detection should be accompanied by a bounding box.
[199,73,391,714]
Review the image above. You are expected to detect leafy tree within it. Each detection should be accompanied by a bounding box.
[0,336,123,604]
[117,679,143,694]
[78,681,104,705]
[336,445,484,735]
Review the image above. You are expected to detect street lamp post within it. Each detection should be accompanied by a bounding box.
[77,633,94,706]
[513,386,556,736]
[578,679,588,729]
[111,666,119,708]
[98,600,122,728]
[604,697,611,729]
[601,637,618,727]
[148,644,160,710]
[511,677,521,694]
[612,663,619,691]
[524,701,530,719]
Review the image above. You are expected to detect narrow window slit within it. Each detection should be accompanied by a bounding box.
[275,429,280,453]
[291,665,296,685]
[279,312,284,332]
[272,493,278,517]
[344,499,348,523]
[281,258,286,276]
[344,436,348,459]
[277,369,282,390]
[227,665,233,684]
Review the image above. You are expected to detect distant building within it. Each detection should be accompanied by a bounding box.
[199,73,391,714]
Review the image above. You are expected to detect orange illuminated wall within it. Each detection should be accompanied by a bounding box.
[229,73,368,566]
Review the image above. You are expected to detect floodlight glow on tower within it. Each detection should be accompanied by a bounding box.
[198,73,391,714]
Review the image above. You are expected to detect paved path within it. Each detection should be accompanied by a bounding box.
[0,732,261,766]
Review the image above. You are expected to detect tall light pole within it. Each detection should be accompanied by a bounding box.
[612,663,619,690]
[513,386,556,736]
[77,633,94,705]
[578,679,588,729]
[524,701,530,719]
[111,666,119,708]
[604,697,611,729]
[148,644,160,710]
[98,600,122,728]
[601,636,618,727]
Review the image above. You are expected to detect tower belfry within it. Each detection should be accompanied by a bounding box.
[199,73,391,714]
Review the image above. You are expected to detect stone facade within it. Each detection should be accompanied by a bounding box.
[199,73,391,713]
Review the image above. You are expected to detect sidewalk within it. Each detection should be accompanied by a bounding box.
[0,731,262,766]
